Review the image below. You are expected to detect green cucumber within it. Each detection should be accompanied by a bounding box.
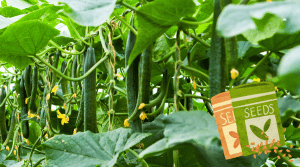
[0,85,7,142]
[3,109,16,146]
[29,65,38,113]
[83,46,97,133]
[72,55,78,93]
[209,0,227,98]
[75,92,84,129]
[20,75,30,139]
[293,113,300,128]
[139,45,153,112]
[61,60,69,99]
[125,14,142,132]
[24,65,32,97]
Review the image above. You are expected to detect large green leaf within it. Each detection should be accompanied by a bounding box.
[128,0,196,66]
[42,128,151,167]
[0,20,59,69]
[140,111,268,167]
[277,46,300,94]
[58,0,117,26]
[277,95,300,123]
[217,2,300,37]
[285,124,300,141]
[237,41,265,59]
[0,6,24,18]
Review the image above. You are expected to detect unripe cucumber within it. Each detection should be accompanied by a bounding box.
[20,75,30,138]
[0,85,7,142]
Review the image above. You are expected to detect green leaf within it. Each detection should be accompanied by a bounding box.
[285,124,300,141]
[51,36,76,46]
[128,0,196,66]
[277,46,300,94]
[277,95,300,123]
[264,118,271,132]
[0,20,59,69]
[237,41,265,59]
[258,32,300,51]
[217,2,300,37]
[140,111,268,167]
[42,128,151,167]
[58,0,117,26]
[0,6,24,18]
[1,0,7,7]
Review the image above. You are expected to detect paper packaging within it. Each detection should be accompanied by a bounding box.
[211,82,285,159]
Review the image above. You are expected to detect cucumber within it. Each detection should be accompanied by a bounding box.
[139,45,152,113]
[125,14,142,132]
[3,109,16,145]
[75,92,84,129]
[0,85,7,142]
[60,60,69,99]
[24,65,32,97]
[209,0,227,98]
[20,75,30,139]
[72,55,78,93]
[83,46,97,133]
[29,65,38,113]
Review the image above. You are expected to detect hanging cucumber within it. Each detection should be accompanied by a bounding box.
[24,65,32,98]
[60,60,69,99]
[125,14,142,132]
[75,92,84,129]
[20,75,29,139]
[29,65,38,113]
[209,0,227,98]
[3,109,16,146]
[72,55,78,93]
[84,46,97,133]
[139,45,153,112]
[0,85,7,143]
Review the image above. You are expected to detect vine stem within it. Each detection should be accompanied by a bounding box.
[33,157,46,167]
[0,88,12,107]
[113,11,138,36]
[127,149,149,167]
[181,65,209,80]
[291,116,300,122]
[179,13,213,26]
[183,94,211,102]
[118,1,138,12]
[25,130,46,167]
[182,29,211,48]
[174,30,181,112]
[48,40,86,55]
[69,19,90,46]
[241,52,272,84]
[32,53,109,81]
[276,152,297,167]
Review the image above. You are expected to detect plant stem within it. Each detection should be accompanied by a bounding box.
[48,40,86,55]
[153,44,186,63]
[291,116,300,122]
[33,157,46,167]
[69,19,90,46]
[127,149,149,167]
[26,130,46,167]
[182,29,211,48]
[119,1,138,12]
[32,53,109,81]
[241,52,272,84]
[183,94,211,102]
[113,12,138,36]
[179,13,213,26]
[174,30,181,112]
[239,0,250,5]
[0,89,12,107]
[181,65,209,80]
[276,152,297,167]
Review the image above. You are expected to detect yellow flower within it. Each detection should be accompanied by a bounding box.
[72,93,77,99]
[51,85,59,95]
[124,118,129,128]
[115,73,122,79]
[73,128,77,135]
[230,68,239,79]
[14,150,16,155]
[138,103,145,109]
[275,87,279,92]
[63,103,67,110]
[14,145,17,150]
[26,139,29,145]
[57,110,69,125]
[45,133,48,138]
[46,93,50,100]
[253,78,260,82]
[6,146,9,151]
[139,112,148,121]
[21,132,23,136]
[36,115,40,120]
[267,0,272,2]
[193,81,197,90]
[25,98,29,104]
[28,110,38,119]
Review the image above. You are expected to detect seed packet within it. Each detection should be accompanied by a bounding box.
[211,82,285,159]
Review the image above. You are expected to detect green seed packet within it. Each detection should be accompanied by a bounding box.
[229,82,285,156]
